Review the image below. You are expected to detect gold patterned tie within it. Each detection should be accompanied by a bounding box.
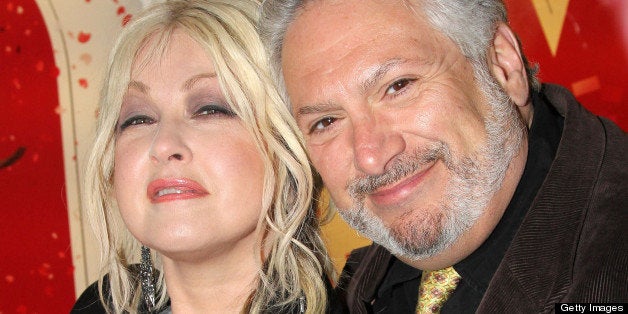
[415,266,461,314]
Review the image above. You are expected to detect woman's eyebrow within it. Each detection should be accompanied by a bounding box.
[128,80,150,94]
[182,73,217,91]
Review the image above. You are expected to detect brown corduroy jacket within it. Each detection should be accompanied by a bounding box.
[336,84,628,313]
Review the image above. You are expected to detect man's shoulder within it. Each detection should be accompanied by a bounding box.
[542,83,627,212]
[491,84,628,305]
[568,113,627,301]
[541,82,627,212]
[541,83,625,142]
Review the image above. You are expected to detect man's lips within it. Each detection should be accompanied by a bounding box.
[147,178,209,204]
[368,162,436,207]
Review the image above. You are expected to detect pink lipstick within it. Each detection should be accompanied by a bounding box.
[147,178,209,204]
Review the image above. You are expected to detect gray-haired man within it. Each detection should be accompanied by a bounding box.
[260,0,627,312]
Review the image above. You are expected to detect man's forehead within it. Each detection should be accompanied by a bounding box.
[281,0,443,111]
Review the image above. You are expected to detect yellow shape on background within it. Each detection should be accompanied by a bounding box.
[572,76,601,97]
[319,189,372,275]
[531,0,570,56]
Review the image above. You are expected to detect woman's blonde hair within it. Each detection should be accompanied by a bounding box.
[83,0,333,312]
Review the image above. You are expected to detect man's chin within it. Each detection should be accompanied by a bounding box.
[353,222,452,261]
[337,204,449,257]
[387,233,451,261]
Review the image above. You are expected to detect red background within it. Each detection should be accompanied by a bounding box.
[0,0,75,313]
[507,0,627,130]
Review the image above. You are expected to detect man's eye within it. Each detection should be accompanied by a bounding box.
[385,79,413,95]
[193,104,236,117]
[119,115,155,131]
[310,117,336,133]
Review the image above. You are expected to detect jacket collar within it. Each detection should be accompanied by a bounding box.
[480,84,607,312]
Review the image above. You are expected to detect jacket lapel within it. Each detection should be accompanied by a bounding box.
[479,84,607,313]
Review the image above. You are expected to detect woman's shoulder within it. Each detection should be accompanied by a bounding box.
[70,276,109,313]
[70,267,167,314]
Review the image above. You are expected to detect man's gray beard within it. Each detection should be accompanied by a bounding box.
[336,68,526,261]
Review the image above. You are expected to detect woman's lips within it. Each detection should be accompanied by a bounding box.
[368,162,436,208]
[147,178,209,204]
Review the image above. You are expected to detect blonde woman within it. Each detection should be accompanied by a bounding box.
[71,0,338,312]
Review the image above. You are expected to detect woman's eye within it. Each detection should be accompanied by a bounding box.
[193,104,236,118]
[310,117,336,134]
[119,115,155,131]
[385,78,413,95]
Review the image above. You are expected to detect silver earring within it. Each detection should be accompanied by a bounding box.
[299,295,306,313]
[140,245,156,311]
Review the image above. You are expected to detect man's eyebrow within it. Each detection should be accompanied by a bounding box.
[296,102,340,117]
[294,59,410,118]
[182,73,217,91]
[359,58,407,94]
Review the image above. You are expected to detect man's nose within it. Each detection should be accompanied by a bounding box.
[351,114,405,176]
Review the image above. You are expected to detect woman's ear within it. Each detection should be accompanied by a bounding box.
[489,22,530,108]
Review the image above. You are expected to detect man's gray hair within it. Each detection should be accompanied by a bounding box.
[259,0,540,106]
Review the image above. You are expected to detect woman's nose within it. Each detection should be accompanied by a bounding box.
[149,120,192,164]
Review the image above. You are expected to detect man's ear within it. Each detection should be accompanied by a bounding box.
[489,22,530,108]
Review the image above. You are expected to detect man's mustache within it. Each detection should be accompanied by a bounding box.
[346,143,449,199]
